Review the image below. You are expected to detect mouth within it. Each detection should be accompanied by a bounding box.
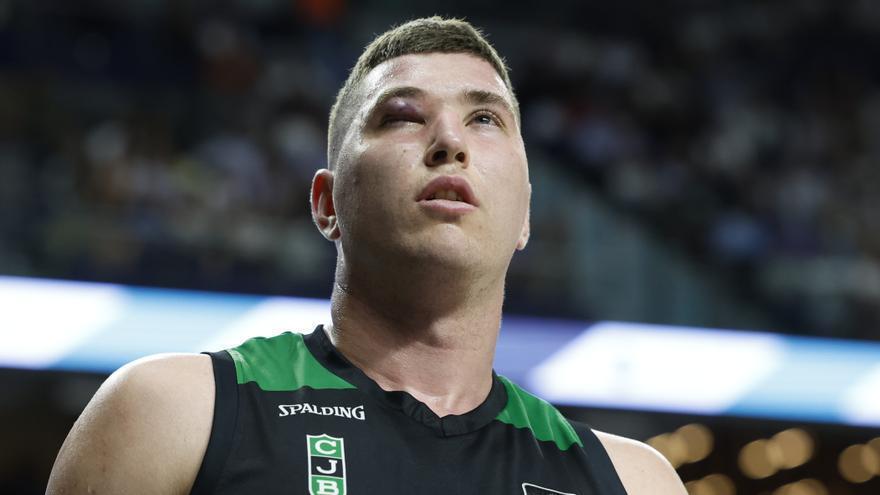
[416,175,479,207]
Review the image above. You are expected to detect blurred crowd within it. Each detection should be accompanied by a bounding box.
[514,0,880,338]
[1,0,879,339]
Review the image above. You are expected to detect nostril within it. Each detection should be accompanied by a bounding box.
[454,151,466,163]
[432,150,448,162]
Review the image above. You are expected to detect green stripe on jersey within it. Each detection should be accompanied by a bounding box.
[227,332,355,391]
[495,375,583,451]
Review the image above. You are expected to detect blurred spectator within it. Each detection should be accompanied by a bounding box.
[1,0,878,339]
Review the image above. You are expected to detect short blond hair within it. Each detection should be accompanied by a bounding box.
[326,16,519,168]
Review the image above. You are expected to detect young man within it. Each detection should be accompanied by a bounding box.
[47,17,686,494]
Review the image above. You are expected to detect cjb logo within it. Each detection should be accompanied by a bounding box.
[307,434,347,495]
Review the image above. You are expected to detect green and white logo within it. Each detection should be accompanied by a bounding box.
[307,434,346,495]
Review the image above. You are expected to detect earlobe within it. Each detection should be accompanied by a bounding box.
[516,185,531,251]
[311,169,340,241]
[516,216,530,250]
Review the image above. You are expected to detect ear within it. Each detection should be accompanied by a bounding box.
[311,169,340,241]
[516,183,531,251]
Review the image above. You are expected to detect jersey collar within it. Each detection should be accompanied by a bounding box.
[304,325,508,437]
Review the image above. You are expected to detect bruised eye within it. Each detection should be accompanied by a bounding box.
[379,113,422,127]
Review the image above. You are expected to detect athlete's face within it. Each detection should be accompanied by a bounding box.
[313,52,530,275]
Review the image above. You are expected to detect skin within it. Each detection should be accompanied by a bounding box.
[46,52,686,495]
[46,353,214,495]
[313,53,531,415]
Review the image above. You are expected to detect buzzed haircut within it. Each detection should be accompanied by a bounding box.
[326,16,520,168]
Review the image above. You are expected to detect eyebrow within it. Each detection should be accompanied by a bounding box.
[365,86,515,125]
[460,89,516,123]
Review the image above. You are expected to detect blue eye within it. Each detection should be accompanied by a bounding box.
[471,111,501,127]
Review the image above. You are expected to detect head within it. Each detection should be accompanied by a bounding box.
[312,17,530,285]
[326,16,520,168]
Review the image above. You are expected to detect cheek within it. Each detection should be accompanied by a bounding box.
[486,150,528,201]
[356,149,406,200]
[485,150,530,233]
[339,146,416,221]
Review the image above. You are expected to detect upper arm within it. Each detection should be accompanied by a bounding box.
[46,353,215,495]
[595,430,687,495]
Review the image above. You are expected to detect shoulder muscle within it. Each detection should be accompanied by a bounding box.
[595,430,687,495]
[47,353,215,495]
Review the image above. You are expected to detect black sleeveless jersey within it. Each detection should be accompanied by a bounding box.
[190,327,627,495]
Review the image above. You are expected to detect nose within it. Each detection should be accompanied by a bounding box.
[424,115,468,168]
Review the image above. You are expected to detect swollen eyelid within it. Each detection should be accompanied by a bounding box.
[379,112,421,127]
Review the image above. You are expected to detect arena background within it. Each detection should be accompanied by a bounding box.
[2,0,880,493]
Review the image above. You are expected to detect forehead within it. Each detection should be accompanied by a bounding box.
[358,52,513,109]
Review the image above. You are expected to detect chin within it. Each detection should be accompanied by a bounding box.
[403,240,481,272]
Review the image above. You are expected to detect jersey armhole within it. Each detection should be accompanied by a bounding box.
[571,421,629,495]
[190,350,238,495]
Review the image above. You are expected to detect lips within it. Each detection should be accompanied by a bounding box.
[416,175,479,207]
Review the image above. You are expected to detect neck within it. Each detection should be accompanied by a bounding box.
[326,256,506,417]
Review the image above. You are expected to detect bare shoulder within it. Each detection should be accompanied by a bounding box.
[595,430,687,495]
[47,353,215,495]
